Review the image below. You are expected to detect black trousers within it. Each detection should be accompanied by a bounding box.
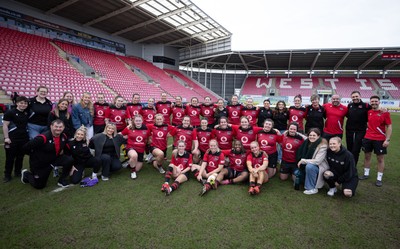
[70,157,101,184]
[346,130,366,166]
[4,138,28,177]
[324,174,359,196]
[100,154,121,177]
[28,155,74,189]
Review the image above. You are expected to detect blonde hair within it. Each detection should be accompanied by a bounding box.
[79,92,94,116]
[74,126,87,141]
[103,123,117,137]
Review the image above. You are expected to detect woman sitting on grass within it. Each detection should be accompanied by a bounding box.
[323,137,359,198]
[296,128,329,195]
[215,140,249,187]
[89,123,126,181]
[193,139,225,196]
[161,140,195,196]
[247,141,269,195]
[66,127,101,185]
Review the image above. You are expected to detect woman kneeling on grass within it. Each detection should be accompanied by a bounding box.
[247,141,269,195]
[215,140,249,187]
[121,114,150,180]
[193,139,225,196]
[323,137,359,198]
[161,140,195,196]
[66,127,101,184]
[296,128,329,195]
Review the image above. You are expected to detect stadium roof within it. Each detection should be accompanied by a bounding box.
[180,47,400,73]
[15,0,232,48]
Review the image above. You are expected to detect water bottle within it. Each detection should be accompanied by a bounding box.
[294,169,301,190]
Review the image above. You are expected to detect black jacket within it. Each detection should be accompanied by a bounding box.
[23,131,69,169]
[327,146,358,184]
[346,101,370,132]
[66,139,93,165]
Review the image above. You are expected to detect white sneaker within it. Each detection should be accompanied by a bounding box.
[101,176,109,181]
[158,167,165,174]
[122,160,129,168]
[146,154,154,162]
[131,172,137,179]
[327,187,337,196]
[303,189,318,195]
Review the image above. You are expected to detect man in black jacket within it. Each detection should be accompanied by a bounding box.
[21,119,73,189]
[345,91,370,166]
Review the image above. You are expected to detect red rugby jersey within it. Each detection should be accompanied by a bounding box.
[203,151,225,173]
[105,105,128,131]
[222,149,247,172]
[200,104,216,124]
[126,103,143,119]
[185,105,201,127]
[247,152,268,169]
[231,125,263,151]
[226,104,243,125]
[196,127,213,153]
[288,106,307,131]
[147,124,176,151]
[280,134,304,163]
[241,107,259,126]
[141,107,156,125]
[211,127,235,150]
[172,126,197,151]
[171,105,186,126]
[121,125,149,153]
[365,110,392,141]
[171,152,193,171]
[156,101,172,124]
[257,130,282,154]
[93,102,109,126]
[323,103,348,135]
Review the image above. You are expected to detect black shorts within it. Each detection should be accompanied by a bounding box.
[126,148,144,162]
[268,152,278,168]
[226,168,247,179]
[149,146,167,157]
[362,138,387,155]
[280,160,297,175]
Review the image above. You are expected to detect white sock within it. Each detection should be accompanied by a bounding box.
[377,172,383,181]
[92,172,98,179]
[364,168,370,176]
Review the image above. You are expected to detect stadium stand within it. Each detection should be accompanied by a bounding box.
[241,76,273,95]
[0,27,114,102]
[164,69,220,101]
[119,57,204,102]
[55,41,165,102]
[373,78,400,99]
[321,77,376,98]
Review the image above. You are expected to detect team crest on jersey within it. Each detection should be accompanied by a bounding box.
[248,130,253,134]
[227,132,231,135]
[163,127,167,131]
[269,135,274,139]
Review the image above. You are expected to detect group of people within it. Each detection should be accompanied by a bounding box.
[3,86,392,198]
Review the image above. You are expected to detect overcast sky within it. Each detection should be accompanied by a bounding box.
[193,0,400,51]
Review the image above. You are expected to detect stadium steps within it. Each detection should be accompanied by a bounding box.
[116,57,153,84]
[0,89,12,104]
[369,78,393,99]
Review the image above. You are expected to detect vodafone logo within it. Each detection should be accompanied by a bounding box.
[232,111,238,117]
[98,110,104,116]
[235,159,242,165]
[148,114,153,119]
[179,135,186,141]
[162,109,168,114]
[204,110,210,115]
[176,112,182,117]
[191,110,196,115]
[292,115,298,122]
[209,161,215,167]
[247,115,252,121]
[241,136,249,143]
[261,140,268,146]
[201,137,207,143]
[178,164,184,171]
[115,116,122,122]
[221,136,227,142]
[286,143,293,150]
[157,131,164,138]
[133,111,138,115]
[136,136,143,142]
[255,164,261,169]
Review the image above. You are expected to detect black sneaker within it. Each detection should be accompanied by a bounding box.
[359,175,369,180]
[57,179,70,188]
[3,175,11,183]
[375,180,383,187]
[21,169,29,184]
